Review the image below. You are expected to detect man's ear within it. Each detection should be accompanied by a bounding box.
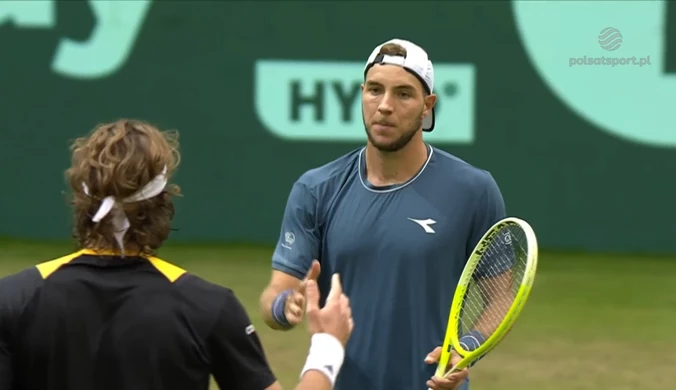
[423,94,437,117]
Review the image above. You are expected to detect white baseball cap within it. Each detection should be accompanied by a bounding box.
[363,38,436,132]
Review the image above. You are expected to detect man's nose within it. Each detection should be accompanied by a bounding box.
[377,93,394,114]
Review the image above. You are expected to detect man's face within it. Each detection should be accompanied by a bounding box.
[361,65,436,152]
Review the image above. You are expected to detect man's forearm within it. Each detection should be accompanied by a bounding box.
[265,371,332,390]
[472,298,511,339]
[296,334,345,390]
[474,271,514,337]
[294,371,333,390]
[259,285,295,331]
[267,334,345,390]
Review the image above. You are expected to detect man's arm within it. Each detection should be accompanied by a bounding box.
[466,271,514,341]
[260,179,321,330]
[461,171,510,351]
[466,172,506,260]
[209,289,278,390]
[210,289,345,390]
[291,371,333,390]
[260,371,333,390]
[259,271,305,331]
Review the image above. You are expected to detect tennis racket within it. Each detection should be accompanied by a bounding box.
[431,217,539,385]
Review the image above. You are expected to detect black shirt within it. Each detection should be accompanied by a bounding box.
[0,249,277,390]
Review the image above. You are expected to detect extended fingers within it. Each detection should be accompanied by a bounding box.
[285,292,306,323]
[326,274,343,301]
[339,293,352,326]
[424,347,443,364]
[340,293,351,315]
[287,301,303,317]
[305,279,319,313]
[298,260,322,295]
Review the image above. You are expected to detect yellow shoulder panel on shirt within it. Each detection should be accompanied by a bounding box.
[147,256,187,283]
[35,250,86,279]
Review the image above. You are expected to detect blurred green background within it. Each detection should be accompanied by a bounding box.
[2,1,675,389]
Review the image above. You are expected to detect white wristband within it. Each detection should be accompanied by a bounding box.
[300,333,345,386]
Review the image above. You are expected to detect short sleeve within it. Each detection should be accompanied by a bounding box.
[467,173,512,279]
[208,290,277,390]
[271,179,321,279]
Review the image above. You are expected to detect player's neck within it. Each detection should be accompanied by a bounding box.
[83,242,143,257]
[365,138,428,187]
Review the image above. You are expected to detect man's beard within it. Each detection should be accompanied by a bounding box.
[363,114,423,153]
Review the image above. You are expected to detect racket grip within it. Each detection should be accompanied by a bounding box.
[427,364,459,390]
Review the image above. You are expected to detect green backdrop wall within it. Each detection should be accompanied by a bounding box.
[1,1,674,253]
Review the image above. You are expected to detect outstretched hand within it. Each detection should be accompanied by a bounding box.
[305,273,353,345]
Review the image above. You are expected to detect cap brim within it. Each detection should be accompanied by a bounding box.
[423,107,435,132]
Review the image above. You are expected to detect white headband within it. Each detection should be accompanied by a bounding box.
[82,166,169,253]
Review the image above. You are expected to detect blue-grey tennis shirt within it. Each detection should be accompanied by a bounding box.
[272,143,506,390]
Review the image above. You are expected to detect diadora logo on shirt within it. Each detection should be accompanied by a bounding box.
[407,218,437,234]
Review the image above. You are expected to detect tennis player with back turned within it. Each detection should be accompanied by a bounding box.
[259,38,508,390]
[0,119,353,390]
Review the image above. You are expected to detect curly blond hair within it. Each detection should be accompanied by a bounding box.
[65,119,182,256]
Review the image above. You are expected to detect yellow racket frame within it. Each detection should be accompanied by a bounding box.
[434,217,539,379]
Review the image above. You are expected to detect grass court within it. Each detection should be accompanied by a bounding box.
[2,240,674,390]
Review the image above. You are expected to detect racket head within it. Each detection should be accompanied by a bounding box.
[434,217,538,378]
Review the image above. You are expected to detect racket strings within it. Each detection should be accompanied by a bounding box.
[457,226,529,345]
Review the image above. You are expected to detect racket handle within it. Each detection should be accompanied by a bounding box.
[443,363,461,378]
[427,363,460,390]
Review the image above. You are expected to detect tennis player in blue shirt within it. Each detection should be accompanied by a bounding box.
[259,38,507,390]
